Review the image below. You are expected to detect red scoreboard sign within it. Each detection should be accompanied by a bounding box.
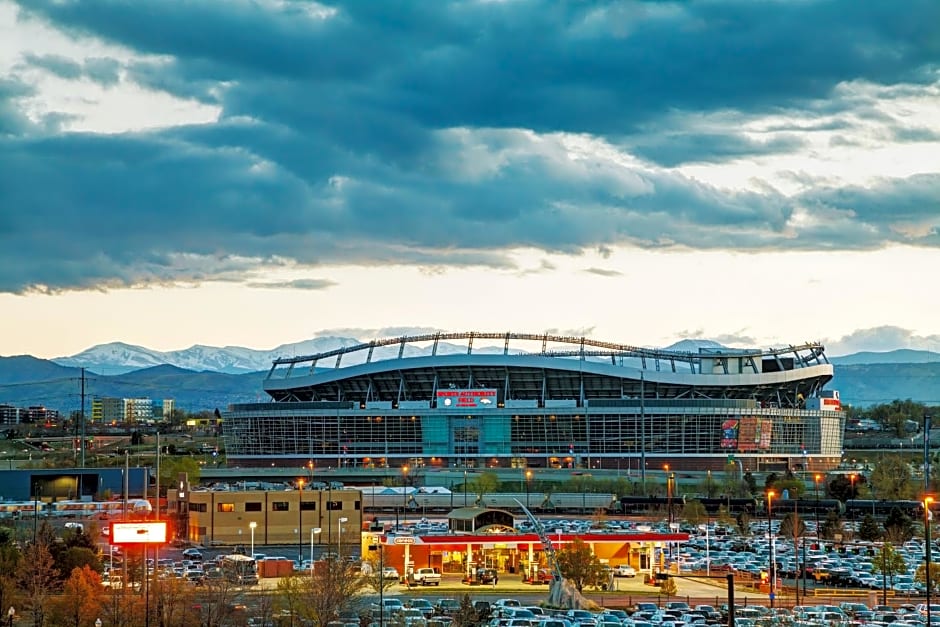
[436,388,497,409]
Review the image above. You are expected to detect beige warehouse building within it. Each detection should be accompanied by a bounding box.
[168,480,363,549]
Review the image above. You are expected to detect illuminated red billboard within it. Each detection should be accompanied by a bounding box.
[436,388,497,409]
[111,521,167,545]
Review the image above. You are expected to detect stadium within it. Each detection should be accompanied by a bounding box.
[222,332,844,473]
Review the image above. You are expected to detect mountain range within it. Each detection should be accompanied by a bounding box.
[1,338,939,413]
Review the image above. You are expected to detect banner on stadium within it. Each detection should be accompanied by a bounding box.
[435,388,497,409]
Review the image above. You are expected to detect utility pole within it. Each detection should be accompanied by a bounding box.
[80,368,86,468]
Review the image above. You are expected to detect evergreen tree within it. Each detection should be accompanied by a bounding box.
[883,507,915,543]
[819,509,844,541]
[858,514,883,542]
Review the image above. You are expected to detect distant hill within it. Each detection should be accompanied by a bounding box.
[0,357,263,414]
[830,349,940,365]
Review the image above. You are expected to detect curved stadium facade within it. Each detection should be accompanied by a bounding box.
[222,332,844,473]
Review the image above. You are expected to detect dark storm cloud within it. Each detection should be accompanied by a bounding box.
[22,53,122,87]
[2,0,940,292]
[626,133,807,167]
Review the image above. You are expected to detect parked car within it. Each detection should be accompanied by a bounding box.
[412,567,442,586]
[382,566,401,580]
[613,564,637,577]
[182,548,203,561]
[371,599,404,617]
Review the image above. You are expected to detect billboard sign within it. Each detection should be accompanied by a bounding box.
[436,388,497,409]
[111,521,167,545]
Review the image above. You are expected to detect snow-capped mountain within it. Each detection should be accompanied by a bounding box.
[53,336,361,374]
[52,335,735,375]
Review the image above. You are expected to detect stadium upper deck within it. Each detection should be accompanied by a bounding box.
[223,332,843,472]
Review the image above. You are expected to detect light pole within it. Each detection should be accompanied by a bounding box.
[337,517,348,558]
[699,523,710,577]
[249,521,257,558]
[402,465,409,525]
[814,473,822,536]
[297,479,305,564]
[310,527,321,573]
[767,489,776,608]
[849,473,856,499]
[525,470,533,509]
[926,496,934,627]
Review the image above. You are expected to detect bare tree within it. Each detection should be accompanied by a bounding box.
[299,558,365,627]
[193,578,242,627]
[362,549,397,596]
[150,574,196,627]
[16,541,58,627]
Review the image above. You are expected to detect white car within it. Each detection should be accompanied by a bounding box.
[614,564,637,577]
[382,566,401,580]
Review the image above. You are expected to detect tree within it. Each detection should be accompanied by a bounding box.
[16,541,58,627]
[659,574,678,600]
[773,477,806,499]
[150,575,196,627]
[858,514,883,542]
[0,527,20,623]
[452,594,479,627]
[276,573,306,626]
[819,509,844,541]
[555,538,603,592]
[472,471,500,503]
[361,548,397,596]
[699,473,721,498]
[716,505,735,528]
[870,456,913,500]
[49,565,105,627]
[681,500,707,527]
[778,512,806,540]
[883,507,915,543]
[193,578,240,627]
[868,399,927,437]
[735,512,752,537]
[298,558,364,627]
[872,542,908,587]
[915,562,940,594]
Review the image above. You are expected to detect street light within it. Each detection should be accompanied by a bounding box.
[767,489,776,608]
[297,479,305,563]
[338,517,349,558]
[849,474,857,499]
[402,465,409,525]
[925,496,934,627]
[525,470,533,509]
[249,521,257,559]
[310,527,321,573]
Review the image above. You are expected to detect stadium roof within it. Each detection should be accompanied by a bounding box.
[261,332,833,408]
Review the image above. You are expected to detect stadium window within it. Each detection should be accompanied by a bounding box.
[245,502,262,512]
[272,501,290,512]
[192,503,208,513]
[300,502,316,511]
[217,503,235,513]
[326,500,342,511]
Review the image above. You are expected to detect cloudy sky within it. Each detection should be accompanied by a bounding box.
[2,0,940,359]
